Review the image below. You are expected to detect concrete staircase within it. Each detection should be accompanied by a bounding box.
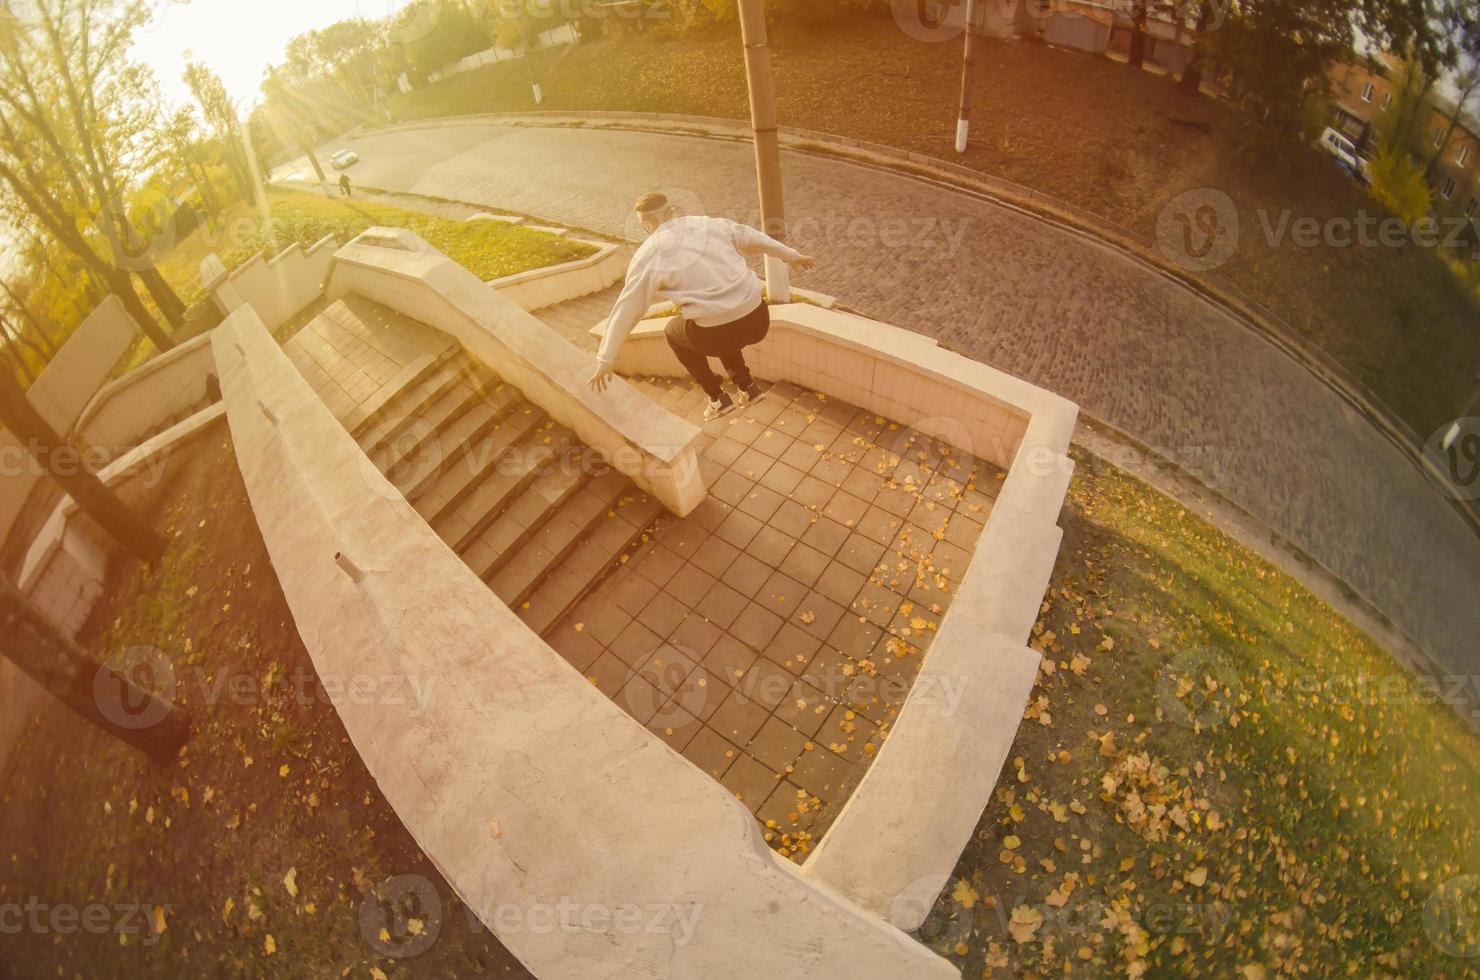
[300,295,663,636]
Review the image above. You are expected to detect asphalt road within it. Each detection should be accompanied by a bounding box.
[279,121,1480,680]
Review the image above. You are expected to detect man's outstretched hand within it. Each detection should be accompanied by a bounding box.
[587,364,615,393]
[790,254,818,272]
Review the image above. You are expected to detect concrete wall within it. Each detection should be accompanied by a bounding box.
[490,241,626,312]
[202,237,336,332]
[211,302,956,978]
[596,304,1042,473]
[0,295,141,548]
[17,404,227,638]
[426,23,577,84]
[74,330,218,455]
[594,303,1078,929]
[323,228,706,517]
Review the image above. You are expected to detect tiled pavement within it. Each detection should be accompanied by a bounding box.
[283,296,457,422]
[299,120,1480,681]
[275,288,1004,861]
[539,381,1003,861]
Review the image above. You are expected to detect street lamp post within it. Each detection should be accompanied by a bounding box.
[516,16,544,105]
[955,0,980,153]
[737,0,790,302]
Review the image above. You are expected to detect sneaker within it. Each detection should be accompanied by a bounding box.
[734,383,765,408]
[702,393,736,421]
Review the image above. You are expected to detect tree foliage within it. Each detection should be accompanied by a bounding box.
[0,0,180,351]
[1368,142,1433,223]
[1207,0,1478,139]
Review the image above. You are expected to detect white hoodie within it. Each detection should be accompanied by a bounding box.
[597,215,801,368]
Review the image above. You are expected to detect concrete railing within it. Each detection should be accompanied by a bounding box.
[594,303,1078,929]
[0,294,141,547]
[324,227,706,517]
[201,236,337,332]
[489,240,625,312]
[18,404,226,637]
[73,330,218,455]
[211,302,956,978]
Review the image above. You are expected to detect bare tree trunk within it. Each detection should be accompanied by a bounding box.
[1,576,190,761]
[135,266,186,328]
[0,278,59,357]
[0,317,39,385]
[1127,2,1148,69]
[0,368,166,562]
[1178,1,1208,91]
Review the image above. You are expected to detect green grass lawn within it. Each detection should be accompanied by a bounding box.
[389,17,1480,439]
[156,187,596,311]
[924,449,1480,976]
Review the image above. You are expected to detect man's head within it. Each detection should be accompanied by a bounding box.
[634,192,678,234]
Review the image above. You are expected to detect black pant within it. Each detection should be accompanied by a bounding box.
[664,302,770,400]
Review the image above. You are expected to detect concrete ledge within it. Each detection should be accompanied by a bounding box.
[16,402,226,635]
[592,301,1078,927]
[73,329,218,454]
[324,227,706,517]
[210,303,956,978]
[201,235,337,331]
[490,240,625,312]
[594,302,1075,474]
[804,631,1042,930]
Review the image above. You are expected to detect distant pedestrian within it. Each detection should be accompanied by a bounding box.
[588,192,816,421]
[339,173,353,198]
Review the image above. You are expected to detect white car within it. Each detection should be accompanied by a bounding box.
[1317,127,1361,178]
[329,149,359,170]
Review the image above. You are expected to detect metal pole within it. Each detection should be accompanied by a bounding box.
[955,0,979,153]
[737,0,790,302]
[517,16,543,105]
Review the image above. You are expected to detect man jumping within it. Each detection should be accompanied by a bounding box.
[587,192,816,421]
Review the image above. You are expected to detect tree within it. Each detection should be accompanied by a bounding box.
[1375,56,1435,158]
[1178,0,1211,92]
[1206,0,1477,139]
[395,1,490,82]
[0,0,179,350]
[1368,143,1433,223]
[160,105,223,219]
[2,575,190,761]
[1126,0,1149,70]
[184,61,253,200]
[0,366,166,563]
[261,67,332,195]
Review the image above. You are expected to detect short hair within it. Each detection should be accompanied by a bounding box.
[634,192,669,214]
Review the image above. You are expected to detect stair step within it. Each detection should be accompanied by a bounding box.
[436,424,573,552]
[488,471,633,608]
[461,463,589,582]
[396,385,522,502]
[375,371,494,476]
[345,347,457,438]
[518,493,664,636]
[360,356,484,457]
[415,403,546,528]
